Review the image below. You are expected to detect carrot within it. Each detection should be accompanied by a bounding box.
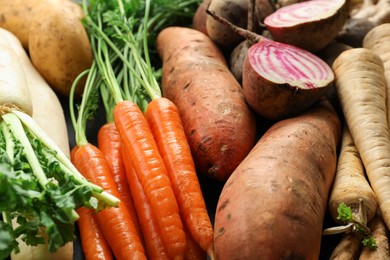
[183,225,207,260]
[323,124,377,236]
[121,145,170,260]
[97,121,142,237]
[213,97,341,259]
[156,26,257,181]
[69,61,146,260]
[362,24,390,128]
[127,12,213,254]
[332,48,390,231]
[76,207,113,260]
[113,101,186,260]
[71,144,146,260]
[145,97,214,256]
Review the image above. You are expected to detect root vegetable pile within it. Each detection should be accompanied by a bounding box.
[3,0,390,259]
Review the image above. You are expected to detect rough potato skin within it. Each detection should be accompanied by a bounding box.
[214,98,341,259]
[28,1,92,98]
[157,26,257,182]
[0,0,91,98]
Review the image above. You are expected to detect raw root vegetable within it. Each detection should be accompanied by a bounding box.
[122,145,169,260]
[359,214,389,259]
[192,0,211,35]
[156,26,257,181]
[206,0,249,49]
[71,144,147,260]
[323,125,377,236]
[332,48,390,234]
[213,98,341,259]
[0,27,74,260]
[0,29,118,259]
[75,206,113,260]
[0,32,32,116]
[329,232,363,260]
[351,0,390,25]
[263,0,349,52]
[207,9,334,120]
[97,122,142,237]
[363,23,390,128]
[69,63,146,259]
[0,0,93,98]
[336,0,390,47]
[229,0,256,83]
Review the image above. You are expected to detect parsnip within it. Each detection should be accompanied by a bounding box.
[333,48,390,231]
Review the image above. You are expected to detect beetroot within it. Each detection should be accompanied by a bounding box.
[206,9,335,120]
[264,0,349,52]
[242,39,334,120]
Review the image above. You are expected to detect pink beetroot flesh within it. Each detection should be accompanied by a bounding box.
[248,39,334,89]
[264,0,346,27]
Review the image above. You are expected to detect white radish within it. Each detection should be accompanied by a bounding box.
[0,28,73,260]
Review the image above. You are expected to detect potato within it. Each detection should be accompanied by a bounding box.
[0,0,92,97]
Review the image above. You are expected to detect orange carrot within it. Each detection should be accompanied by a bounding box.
[97,122,142,237]
[121,145,170,260]
[76,207,113,260]
[114,100,186,260]
[70,146,113,260]
[71,144,147,260]
[145,97,214,255]
[183,225,207,260]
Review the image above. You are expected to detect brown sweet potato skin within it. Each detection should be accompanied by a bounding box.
[157,26,257,182]
[213,98,341,259]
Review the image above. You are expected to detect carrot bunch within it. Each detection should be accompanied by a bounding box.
[69,0,214,259]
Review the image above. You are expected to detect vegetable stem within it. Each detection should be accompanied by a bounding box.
[2,112,49,187]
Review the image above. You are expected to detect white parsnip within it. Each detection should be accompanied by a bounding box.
[332,48,390,231]
[363,23,390,129]
[328,124,377,228]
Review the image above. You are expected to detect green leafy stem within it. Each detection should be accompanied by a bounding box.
[0,109,119,258]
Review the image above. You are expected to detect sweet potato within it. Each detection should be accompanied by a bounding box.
[213,97,341,259]
[156,26,257,181]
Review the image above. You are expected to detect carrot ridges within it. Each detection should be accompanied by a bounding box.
[145,97,214,254]
[113,100,186,260]
[71,143,146,260]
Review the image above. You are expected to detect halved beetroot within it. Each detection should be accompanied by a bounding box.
[242,38,334,120]
[264,0,349,52]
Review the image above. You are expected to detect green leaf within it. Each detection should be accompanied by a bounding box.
[362,236,377,250]
[337,203,353,223]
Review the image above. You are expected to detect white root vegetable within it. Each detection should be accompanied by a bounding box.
[0,32,32,116]
[326,125,377,231]
[332,48,390,233]
[363,23,390,129]
[0,28,73,260]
